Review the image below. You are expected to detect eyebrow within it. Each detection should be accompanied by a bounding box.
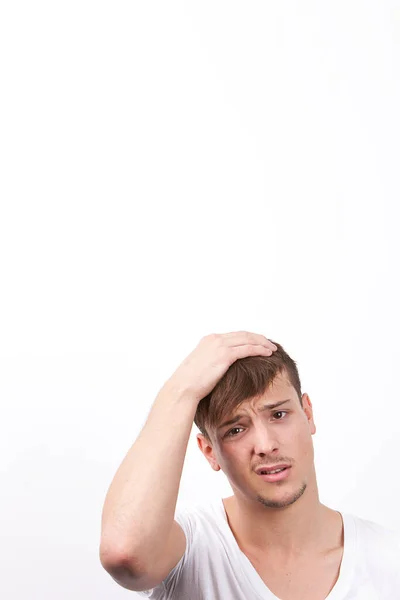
[217,399,292,431]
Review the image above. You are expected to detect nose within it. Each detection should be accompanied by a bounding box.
[252,423,280,456]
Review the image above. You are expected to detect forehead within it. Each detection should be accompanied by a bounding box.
[245,371,295,407]
[264,370,293,392]
[216,371,297,430]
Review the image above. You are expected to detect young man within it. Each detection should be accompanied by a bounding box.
[99,331,400,599]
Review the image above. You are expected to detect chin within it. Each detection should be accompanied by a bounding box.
[257,482,307,509]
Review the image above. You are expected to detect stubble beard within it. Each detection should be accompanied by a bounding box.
[256,481,307,509]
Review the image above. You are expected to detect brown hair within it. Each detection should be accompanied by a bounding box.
[194,340,302,441]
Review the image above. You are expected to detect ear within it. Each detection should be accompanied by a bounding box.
[196,433,221,471]
[302,393,316,435]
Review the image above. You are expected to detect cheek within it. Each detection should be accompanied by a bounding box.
[297,432,315,461]
[219,447,247,475]
[287,425,313,451]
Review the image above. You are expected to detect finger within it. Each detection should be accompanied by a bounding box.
[222,332,277,351]
[230,344,275,360]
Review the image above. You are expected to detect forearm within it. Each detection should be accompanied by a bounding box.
[100,381,198,567]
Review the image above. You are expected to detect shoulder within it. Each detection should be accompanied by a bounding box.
[351,513,400,573]
[175,498,225,539]
[353,514,400,547]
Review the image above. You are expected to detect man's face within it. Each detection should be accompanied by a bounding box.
[197,371,317,509]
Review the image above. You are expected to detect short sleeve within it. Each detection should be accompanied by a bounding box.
[134,507,193,599]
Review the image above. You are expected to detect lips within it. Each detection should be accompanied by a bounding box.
[255,463,291,475]
[257,466,291,483]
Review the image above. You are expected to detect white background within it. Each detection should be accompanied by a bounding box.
[1,1,399,598]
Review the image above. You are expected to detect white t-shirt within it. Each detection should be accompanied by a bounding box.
[136,497,400,599]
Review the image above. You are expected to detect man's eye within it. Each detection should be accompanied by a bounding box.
[273,411,288,420]
[225,412,289,437]
[225,427,244,438]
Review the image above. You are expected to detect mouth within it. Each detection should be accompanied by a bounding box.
[257,466,291,483]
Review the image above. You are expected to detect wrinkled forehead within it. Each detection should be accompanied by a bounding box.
[213,371,296,428]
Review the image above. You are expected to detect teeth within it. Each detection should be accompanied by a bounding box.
[262,468,285,474]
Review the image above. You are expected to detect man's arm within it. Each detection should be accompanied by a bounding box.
[99,382,196,589]
[99,332,276,591]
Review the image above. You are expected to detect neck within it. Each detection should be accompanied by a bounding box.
[223,481,341,559]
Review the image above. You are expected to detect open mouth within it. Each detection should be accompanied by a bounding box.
[259,467,287,475]
[257,466,291,482]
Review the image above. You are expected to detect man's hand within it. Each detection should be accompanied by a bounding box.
[165,331,277,404]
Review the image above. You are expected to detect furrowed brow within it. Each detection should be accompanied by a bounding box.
[217,399,292,430]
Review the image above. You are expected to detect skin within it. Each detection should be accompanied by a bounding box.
[196,370,343,561]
